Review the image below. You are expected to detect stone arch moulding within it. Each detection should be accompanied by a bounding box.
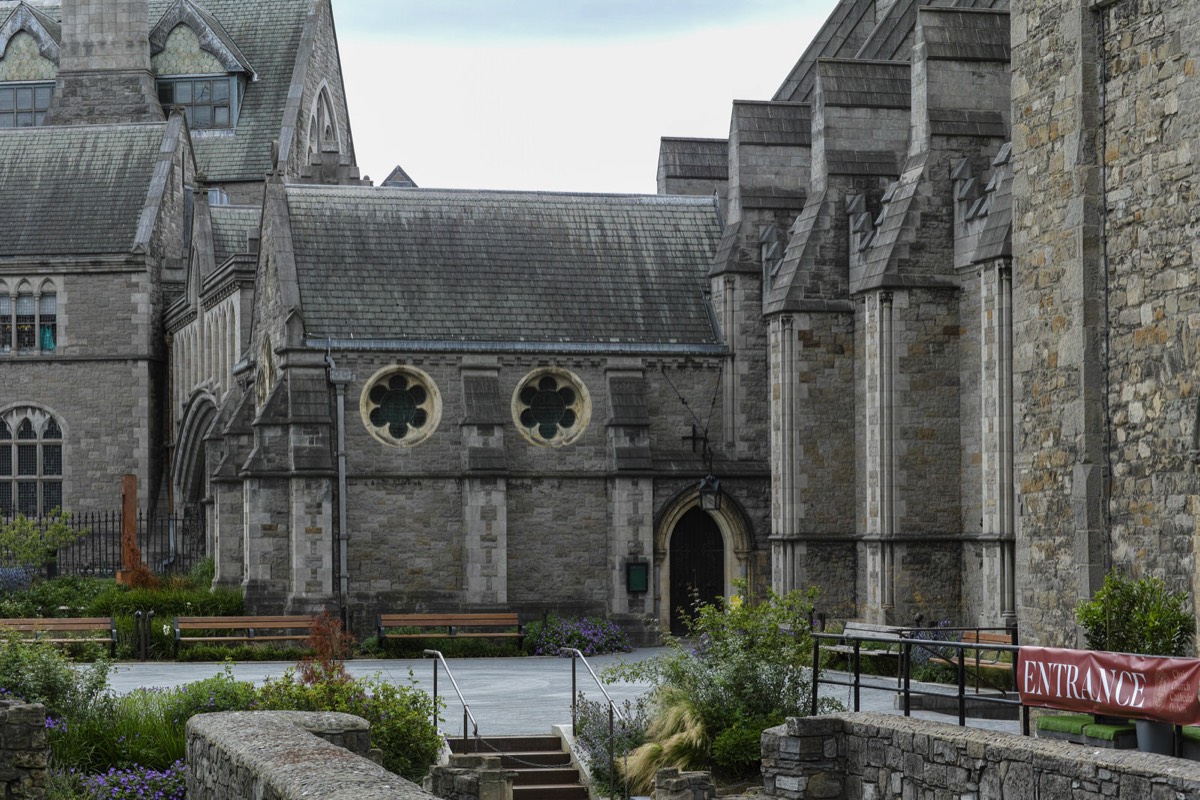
[0,5,62,65]
[173,390,219,509]
[653,484,754,628]
[307,82,341,157]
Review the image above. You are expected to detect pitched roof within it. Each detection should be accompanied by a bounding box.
[0,123,167,256]
[283,186,724,350]
[209,204,260,265]
[153,0,308,182]
[0,0,310,183]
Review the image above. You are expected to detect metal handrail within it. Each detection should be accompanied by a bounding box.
[564,648,628,800]
[424,649,480,747]
[811,629,1031,735]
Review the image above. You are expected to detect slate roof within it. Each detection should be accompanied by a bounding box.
[0,0,309,183]
[657,138,728,182]
[284,187,723,350]
[209,205,260,265]
[772,0,1010,103]
[0,123,166,256]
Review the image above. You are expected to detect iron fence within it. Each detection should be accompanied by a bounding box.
[1,511,206,578]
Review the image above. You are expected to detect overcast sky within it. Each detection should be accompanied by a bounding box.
[335,1,838,194]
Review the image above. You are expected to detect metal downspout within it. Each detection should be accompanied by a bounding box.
[327,356,352,621]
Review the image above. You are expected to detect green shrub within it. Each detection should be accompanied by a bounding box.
[606,583,841,791]
[0,576,117,618]
[710,714,783,774]
[84,585,243,618]
[1075,571,1196,656]
[374,635,521,659]
[256,669,442,780]
[188,556,215,588]
[0,634,109,718]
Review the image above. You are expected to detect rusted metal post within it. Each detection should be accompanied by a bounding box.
[116,475,138,585]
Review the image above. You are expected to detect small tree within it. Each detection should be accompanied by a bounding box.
[0,511,85,575]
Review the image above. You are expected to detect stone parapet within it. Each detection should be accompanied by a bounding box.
[762,713,1200,799]
[187,711,428,800]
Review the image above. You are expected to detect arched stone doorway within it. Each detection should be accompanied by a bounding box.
[668,507,724,635]
[173,392,218,514]
[655,489,753,636]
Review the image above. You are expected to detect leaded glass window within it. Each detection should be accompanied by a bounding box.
[360,366,441,447]
[0,410,64,518]
[39,293,56,351]
[0,83,53,128]
[15,293,34,351]
[157,75,240,129]
[512,368,591,447]
[0,295,10,353]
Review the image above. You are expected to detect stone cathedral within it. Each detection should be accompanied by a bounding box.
[2,0,1197,648]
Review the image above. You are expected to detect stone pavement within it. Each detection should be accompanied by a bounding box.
[102,649,1022,738]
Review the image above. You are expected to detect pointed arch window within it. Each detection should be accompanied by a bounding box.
[0,409,62,517]
[1,281,61,354]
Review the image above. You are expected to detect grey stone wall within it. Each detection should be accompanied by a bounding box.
[0,700,46,800]
[187,711,432,800]
[1012,0,1200,647]
[1095,0,1200,618]
[762,713,1200,799]
[1011,0,1108,646]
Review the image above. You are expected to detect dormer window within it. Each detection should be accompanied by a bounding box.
[157,74,241,129]
[0,82,52,128]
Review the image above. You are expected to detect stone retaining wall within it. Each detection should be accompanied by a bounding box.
[0,700,47,800]
[186,711,432,800]
[762,713,1200,799]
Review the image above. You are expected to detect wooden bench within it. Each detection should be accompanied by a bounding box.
[928,630,1014,673]
[173,615,317,658]
[376,613,524,648]
[0,617,117,657]
[821,621,908,660]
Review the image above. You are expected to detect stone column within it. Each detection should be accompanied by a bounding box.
[460,361,508,606]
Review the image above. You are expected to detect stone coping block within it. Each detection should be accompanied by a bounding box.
[187,711,434,800]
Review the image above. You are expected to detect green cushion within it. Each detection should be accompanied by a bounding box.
[1037,714,1092,735]
[1082,722,1136,741]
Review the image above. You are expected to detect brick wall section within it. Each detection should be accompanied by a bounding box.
[763,713,1200,799]
[0,700,46,800]
[186,711,433,800]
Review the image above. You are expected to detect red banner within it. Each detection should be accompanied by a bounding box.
[1018,647,1200,725]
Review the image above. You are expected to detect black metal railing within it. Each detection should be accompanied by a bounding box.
[812,625,1031,735]
[567,648,630,800]
[2,511,206,578]
[424,649,480,747]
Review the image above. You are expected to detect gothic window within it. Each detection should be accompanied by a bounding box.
[307,87,340,159]
[14,292,34,351]
[360,366,441,447]
[512,368,591,447]
[0,409,62,518]
[157,75,242,129]
[0,281,61,354]
[0,82,52,128]
[38,291,55,351]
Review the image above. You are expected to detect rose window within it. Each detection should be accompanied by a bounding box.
[513,368,590,446]
[360,366,440,447]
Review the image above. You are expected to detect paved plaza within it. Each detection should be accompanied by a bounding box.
[102,649,1022,738]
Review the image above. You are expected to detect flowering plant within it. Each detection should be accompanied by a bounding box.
[525,616,632,656]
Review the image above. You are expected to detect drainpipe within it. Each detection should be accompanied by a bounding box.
[999,265,1016,626]
[327,356,353,622]
[880,291,896,620]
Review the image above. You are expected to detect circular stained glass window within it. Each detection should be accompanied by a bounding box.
[512,368,590,447]
[360,366,440,447]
